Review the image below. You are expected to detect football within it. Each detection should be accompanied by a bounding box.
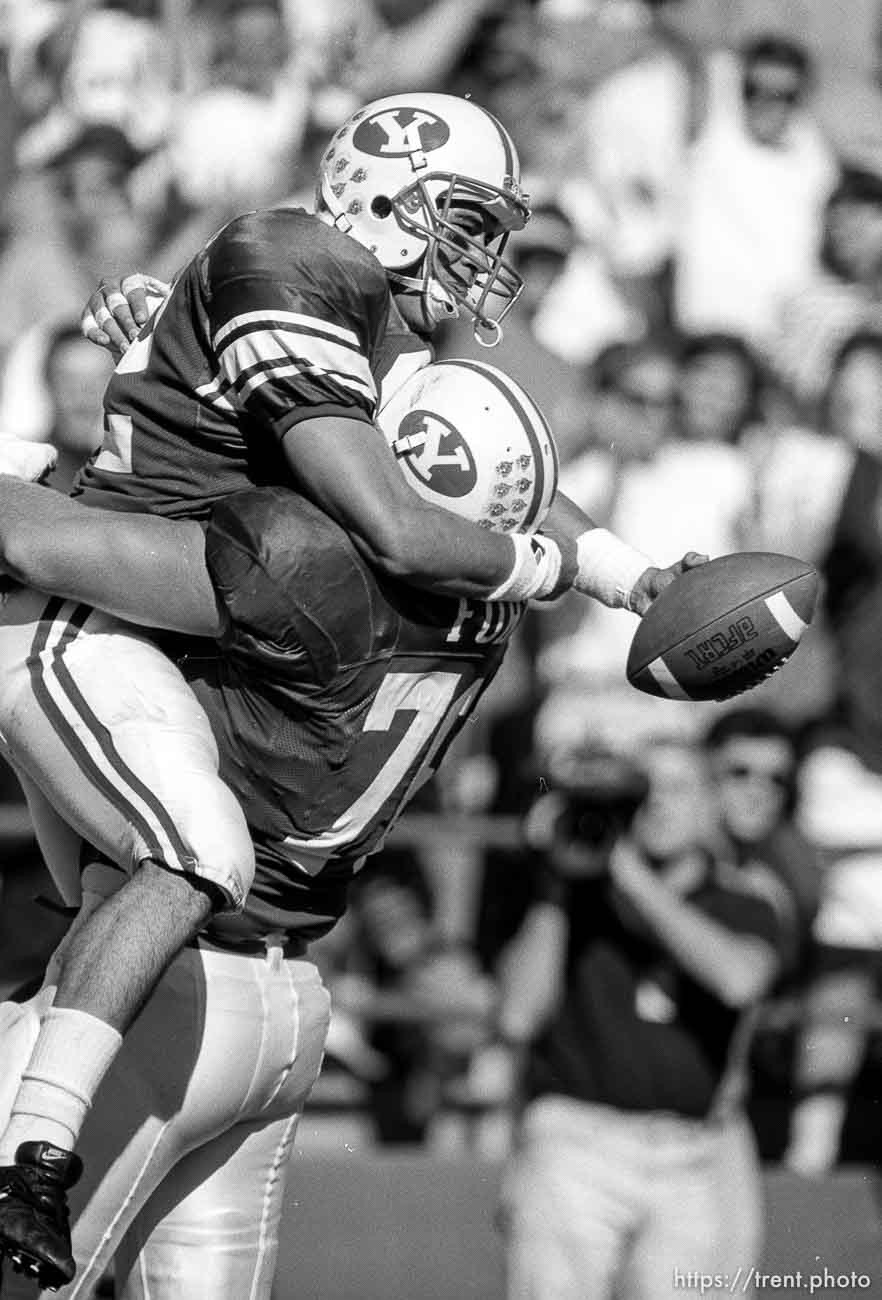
[626,552,820,702]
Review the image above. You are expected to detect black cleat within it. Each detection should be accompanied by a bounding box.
[0,1141,82,1291]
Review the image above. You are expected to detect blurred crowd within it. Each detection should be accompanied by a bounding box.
[2,0,882,1193]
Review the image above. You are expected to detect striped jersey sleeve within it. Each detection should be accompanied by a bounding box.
[205,210,391,439]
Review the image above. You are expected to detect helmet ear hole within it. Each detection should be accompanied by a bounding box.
[371,196,393,218]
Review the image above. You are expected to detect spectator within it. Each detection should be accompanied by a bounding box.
[822,165,882,293]
[539,336,680,695]
[544,335,751,700]
[12,0,173,169]
[0,116,230,358]
[770,330,882,855]
[770,164,882,415]
[762,329,882,851]
[813,331,882,783]
[348,0,513,104]
[286,0,511,144]
[556,335,682,552]
[494,734,798,1300]
[328,852,496,1146]
[0,313,111,446]
[785,850,882,1175]
[520,1,701,363]
[673,33,837,345]
[0,124,152,354]
[341,855,443,1145]
[741,330,878,729]
[166,0,313,210]
[677,331,762,445]
[571,333,752,563]
[51,123,149,266]
[703,707,821,978]
[41,321,110,491]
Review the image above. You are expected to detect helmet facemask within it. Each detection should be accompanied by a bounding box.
[388,174,529,345]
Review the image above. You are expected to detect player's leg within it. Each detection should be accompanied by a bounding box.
[0,786,81,1190]
[54,945,329,1300]
[12,770,84,910]
[114,1114,303,1300]
[5,846,223,1295]
[0,589,253,911]
[0,597,255,1289]
[0,993,52,1138]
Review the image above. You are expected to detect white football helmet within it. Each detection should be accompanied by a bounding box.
[315,92,530,345]
[377,359,558,534]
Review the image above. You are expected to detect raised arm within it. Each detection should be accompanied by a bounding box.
[608,842,782,1008]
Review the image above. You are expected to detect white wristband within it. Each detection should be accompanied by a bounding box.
[575,528,654,610]
[488,535,563,603]
[488,535,535,601]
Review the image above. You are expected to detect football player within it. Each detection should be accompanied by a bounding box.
[0,90,701,1289]
[66,89,664,612]
[0,362,575,1297]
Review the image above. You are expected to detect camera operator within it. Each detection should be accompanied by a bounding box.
[494,734,799,1300]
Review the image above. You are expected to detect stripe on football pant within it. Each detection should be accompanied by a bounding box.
[764,590,808,643]
[644,655,692,700]
[27,599,197,873]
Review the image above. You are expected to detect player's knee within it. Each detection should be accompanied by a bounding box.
[171,780,255,911]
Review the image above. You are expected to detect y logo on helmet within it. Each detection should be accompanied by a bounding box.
[353,109,450,159]
[396,410,477,498]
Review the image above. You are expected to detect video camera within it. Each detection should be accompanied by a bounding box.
[525,748,650,858]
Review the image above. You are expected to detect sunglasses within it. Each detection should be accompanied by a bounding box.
[743,80,802,106]
[719,763,792,790]
[617,387,675,411]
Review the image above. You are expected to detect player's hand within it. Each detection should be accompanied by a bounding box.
[0,438,57,482]
[629,551,708,617]
[81,273,171,356]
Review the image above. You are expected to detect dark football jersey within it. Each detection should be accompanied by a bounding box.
[180,486,524,942]
[75,208,431,518]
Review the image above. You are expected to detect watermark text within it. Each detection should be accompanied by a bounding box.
[673,1267,871,1294]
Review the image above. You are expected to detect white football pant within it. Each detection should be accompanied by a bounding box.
[1,936,330,1299]
[0,586,255,908]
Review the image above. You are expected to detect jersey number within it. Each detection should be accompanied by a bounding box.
[357,670,472,826]
[279,669,480,866]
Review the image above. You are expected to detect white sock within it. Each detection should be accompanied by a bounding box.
[0,1007,122,1162]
